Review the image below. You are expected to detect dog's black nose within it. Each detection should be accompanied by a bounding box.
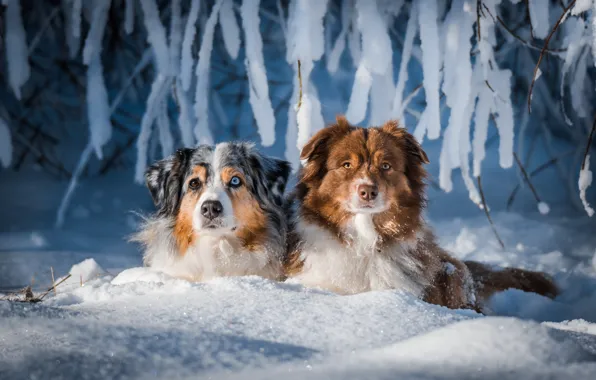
[201,200,223,219]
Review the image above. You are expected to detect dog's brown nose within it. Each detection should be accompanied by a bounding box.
[358,184,378,201]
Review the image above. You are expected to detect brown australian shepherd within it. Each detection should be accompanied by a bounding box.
[285,116,558,312]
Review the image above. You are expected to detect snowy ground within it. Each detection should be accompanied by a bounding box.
[2,169,596,379]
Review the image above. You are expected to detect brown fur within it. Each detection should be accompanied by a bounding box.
[287,115,558,312]
[173,166,208,254]
[220,168,270,252]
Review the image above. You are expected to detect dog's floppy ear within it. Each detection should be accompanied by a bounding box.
[263,157,292,205]
[381,120,429,164]
[145,148,192,216]
[299,115,351,162]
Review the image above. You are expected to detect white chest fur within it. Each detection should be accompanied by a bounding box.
[142,222,280,281]
[291,215,428,296]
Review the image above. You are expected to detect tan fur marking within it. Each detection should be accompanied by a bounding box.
[173,165,207,255]
[220,167,270,252]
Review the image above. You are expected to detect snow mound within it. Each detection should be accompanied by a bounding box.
[2,264,596,379]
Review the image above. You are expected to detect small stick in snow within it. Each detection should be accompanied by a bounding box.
[50,266,56,295]
[296,60,303,111]
[477,175,505,250]
[527,0,576,114]
[38,274,72,301]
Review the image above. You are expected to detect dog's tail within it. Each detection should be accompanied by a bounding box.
[464,261,559,305]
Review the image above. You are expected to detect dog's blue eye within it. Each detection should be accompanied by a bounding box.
[229,176,241,188]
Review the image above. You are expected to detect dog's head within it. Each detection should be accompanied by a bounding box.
[145,143,291,252]
[297,116,429,242]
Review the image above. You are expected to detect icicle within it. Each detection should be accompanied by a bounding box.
[459,93,481,205]
[175,79,196,147]
[286,0,328,152]
[579,155,594,217]
[135,75,172,183]
[592,1,596,67]
[86,57,112,160]
[345,0,392,124]
[84,0,113,159]
[0,117,12,168]
[139,0,171,75]
[157,100,174,157]
[194,0,224,145]
[72,0,82,38]
[347,0,361,65]
[125,0,135,34]
[327,0,353,73]
[528,0,549,39]
[370,68,394,126]
[83,0,111,65]
[438,0,475,191]
[220,0,241,59]
[181,0,201,91]
[473,86,491,177]
[391,2,418,121]
[5,0,31,100]
[169,0,182,75]
[492,69,515,169]
[241,0,276,147]
[285,70,300,171]
[62,0,80,58]
[417,0,442,140]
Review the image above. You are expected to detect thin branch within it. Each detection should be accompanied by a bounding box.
[581,115,596,171]
[477,176,505,250]
[296,60,303,111]
[513,152,543,204]
[527,0,576,114]
[507,150,575,210]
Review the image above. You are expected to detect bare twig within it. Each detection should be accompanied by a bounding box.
[477,176,505,249]
[50,267,56,296]
[527,0,576,113]
[296,60,303,111]
[513,152,543,204]
[507,150,575,209]
[581,115,596,171]
[37,274,72,301]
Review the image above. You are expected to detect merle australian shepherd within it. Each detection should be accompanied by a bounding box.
[133,143,291,282]
[285,116,558,312]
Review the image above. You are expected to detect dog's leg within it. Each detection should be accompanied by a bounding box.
[423,257,478,311]
[464,260,559,307]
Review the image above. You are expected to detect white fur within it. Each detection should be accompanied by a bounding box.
[290,216,429,296]
[138,218,281,282]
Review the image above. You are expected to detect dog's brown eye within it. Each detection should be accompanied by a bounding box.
[343,162,352,169]
[189,178,201,190]
[381,163,391,170]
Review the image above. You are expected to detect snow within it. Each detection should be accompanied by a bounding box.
[220,0,241,60]
[193,0,223,146]
[345,0,392,124]
[139,0,171,75]
[528,0,550,39]
[326,0,352,74]
[538,202,551,215]
[0,117,12,168]
[417,0,442,140]
[579,155,595,217]
[286,0,328,152]
[125,0,135,34]
[4,0,31,100]
[86,56,113,160]
[391,2,417,122]
[572,0,593,16]
[241,0,276,147]
[168,0,183,76]
[180,0,201,91]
